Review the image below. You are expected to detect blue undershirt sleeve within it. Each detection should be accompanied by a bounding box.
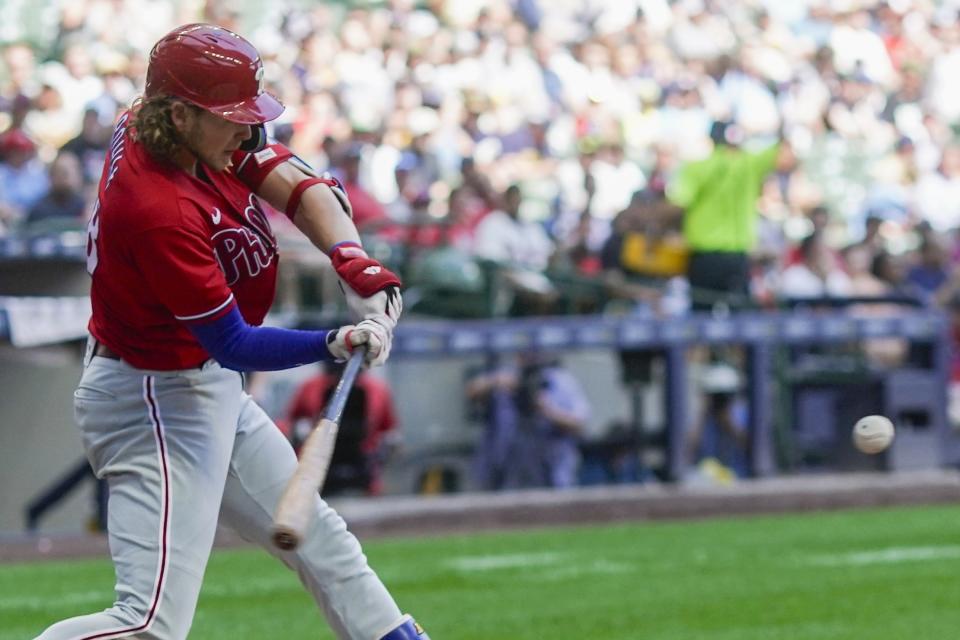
[187,305,333,372]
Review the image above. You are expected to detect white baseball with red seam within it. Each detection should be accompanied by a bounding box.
[852,415,895,454]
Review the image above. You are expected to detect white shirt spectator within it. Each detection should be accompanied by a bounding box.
[779,263,852,299]
[913,171,960,232]
[668,6,736,61]
[830,11,896,88]
[719,69,781,136]
[912,145,960,232]
[590,155,646,221]
[925,45,960,124]
[473,209,553,271]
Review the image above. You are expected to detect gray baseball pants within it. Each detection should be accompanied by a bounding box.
[34,349,403,640]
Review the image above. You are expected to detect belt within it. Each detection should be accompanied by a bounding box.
[93,341,121,360]
[92,340,210,370]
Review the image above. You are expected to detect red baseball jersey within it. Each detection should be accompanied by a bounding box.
[86,113,292,370]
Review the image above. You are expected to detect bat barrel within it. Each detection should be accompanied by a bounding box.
[270,348,366,551]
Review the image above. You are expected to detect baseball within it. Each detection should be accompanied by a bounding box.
[852,415,895,454]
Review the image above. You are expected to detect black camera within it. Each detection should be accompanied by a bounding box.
[515,363,549,417]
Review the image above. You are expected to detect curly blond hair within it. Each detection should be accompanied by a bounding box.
[128,95,200,160]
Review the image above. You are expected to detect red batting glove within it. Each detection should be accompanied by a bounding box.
[330,242,403,324]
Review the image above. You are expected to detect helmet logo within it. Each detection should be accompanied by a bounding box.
[255,65,264,95]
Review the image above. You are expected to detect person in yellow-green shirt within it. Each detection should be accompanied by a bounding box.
[667,121,795,311]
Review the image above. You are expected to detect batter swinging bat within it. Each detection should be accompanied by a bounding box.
[272,348,366,551]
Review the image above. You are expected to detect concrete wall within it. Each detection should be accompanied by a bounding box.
[0,344,91,534]
[0,345,651,534]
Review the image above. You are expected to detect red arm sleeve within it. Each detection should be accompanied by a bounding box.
[231,143,294,191]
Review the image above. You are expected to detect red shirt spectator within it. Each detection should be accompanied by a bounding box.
[284,367,399,495]
[404,184,490,250]
[343,179,389,230]
[336,143,389,232]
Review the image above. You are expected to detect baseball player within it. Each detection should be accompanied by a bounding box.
[34,24,428,640]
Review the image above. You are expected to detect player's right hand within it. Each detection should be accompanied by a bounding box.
[326,318,392,367]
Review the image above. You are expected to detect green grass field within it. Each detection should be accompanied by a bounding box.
[3,504,960,639]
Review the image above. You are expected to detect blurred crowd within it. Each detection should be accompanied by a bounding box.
[5,0,960,318]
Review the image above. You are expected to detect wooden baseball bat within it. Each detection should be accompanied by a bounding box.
[271,348,366,551]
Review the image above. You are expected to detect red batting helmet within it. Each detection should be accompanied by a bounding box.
[145,23,283,124]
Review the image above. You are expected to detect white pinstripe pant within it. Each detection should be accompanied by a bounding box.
[34,354,402,640]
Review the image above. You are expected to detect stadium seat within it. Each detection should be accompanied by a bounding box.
[404,247,497,318]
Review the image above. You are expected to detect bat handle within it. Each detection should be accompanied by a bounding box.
[323,347,365,423]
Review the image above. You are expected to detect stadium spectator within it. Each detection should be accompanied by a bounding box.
[846,213,887,261]
[0,42,38,109]
[599,189,685,307]
[779,233,852,300]
[871,250,913,298]
[404,183,486,250]
[467,352,590,490]
[0,128,48,232]
[282,363,400,496]
[333,142,391,233]
[466,362,519,491]
[25,152,86,227]
[845,243,909,369]
[473,183,556,314]
[913,143,960,233]
[60,107,110,186]
[384,151,428,224]
[643,144,679,199]
[845,243,889,299]
[784,205,838,267]
[906,235,950,301]
[473,185,540,266]
[587,141,646,222]
[686,362,748,479]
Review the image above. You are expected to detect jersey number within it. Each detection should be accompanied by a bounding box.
[86,199,100,275]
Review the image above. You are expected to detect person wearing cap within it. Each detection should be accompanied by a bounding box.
[33,24,427,640]
[0,128,49,230]
[467,351,591,490]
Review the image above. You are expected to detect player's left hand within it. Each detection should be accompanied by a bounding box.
[326,318,392,367]
[330,242,403,326]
